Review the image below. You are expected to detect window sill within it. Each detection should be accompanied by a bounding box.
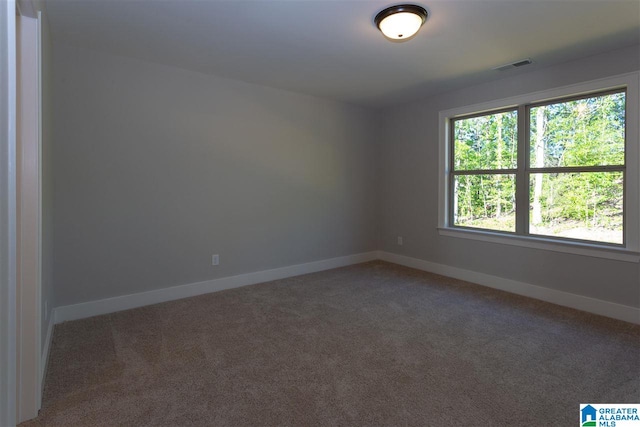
[437,227,640,263]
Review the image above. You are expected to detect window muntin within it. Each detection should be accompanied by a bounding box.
[449,89,626,246]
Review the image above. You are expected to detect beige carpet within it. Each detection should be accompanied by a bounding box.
[22,261,640,426]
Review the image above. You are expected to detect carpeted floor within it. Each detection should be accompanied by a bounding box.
[22,261,640,426]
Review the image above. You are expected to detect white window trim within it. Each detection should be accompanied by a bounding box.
[438,72,640,263]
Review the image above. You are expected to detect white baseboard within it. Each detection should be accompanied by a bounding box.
[52,250,639,326]
[378,251,640,325]
[54,251,379,324]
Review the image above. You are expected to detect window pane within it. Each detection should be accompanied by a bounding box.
[453,174,515,232]
[529,172,623,244]
[530,92,625,168]
[453,110,517,170]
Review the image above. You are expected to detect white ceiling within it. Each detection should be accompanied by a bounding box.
[44,0,640,108]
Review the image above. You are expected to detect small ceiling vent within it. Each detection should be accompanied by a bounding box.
[493,58,533,71]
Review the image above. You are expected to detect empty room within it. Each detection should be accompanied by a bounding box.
[1,0,639,425]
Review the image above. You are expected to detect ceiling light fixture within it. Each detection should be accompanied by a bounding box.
[374,4,428,42]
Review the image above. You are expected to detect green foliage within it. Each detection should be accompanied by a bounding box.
[530,172,623,228]
[530,92,625,167]
[454,110,517,170]
[453,174,515,232]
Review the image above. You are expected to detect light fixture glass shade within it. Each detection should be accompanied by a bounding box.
[375,4,428,41]
[378,12,423,40]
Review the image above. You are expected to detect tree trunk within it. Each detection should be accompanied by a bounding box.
[496,114,503,217]
[532,107,546,225]
[466,176,473,221]
[480,177,488,218]
[453,177,459,224]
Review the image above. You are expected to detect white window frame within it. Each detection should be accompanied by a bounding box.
[438,72,640,263]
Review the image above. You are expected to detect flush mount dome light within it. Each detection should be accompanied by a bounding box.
[374,4,428,41]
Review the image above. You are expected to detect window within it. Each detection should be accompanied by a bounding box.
[451,109,518,233]
[439,74,640,261]
[527,91,625,244]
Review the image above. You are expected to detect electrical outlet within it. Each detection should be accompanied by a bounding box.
[397,236,403,246]
[212,254,220,266]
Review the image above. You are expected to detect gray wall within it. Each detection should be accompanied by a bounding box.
[53,44,378,307]
[379,45,640,308]
[53,41,639,311]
